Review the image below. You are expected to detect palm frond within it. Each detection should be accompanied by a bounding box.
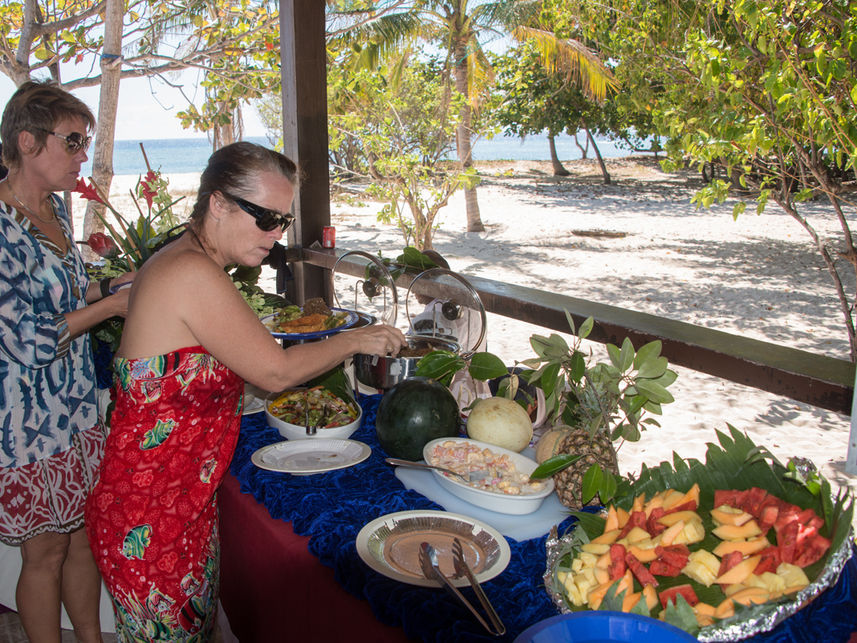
[512,25,618,102]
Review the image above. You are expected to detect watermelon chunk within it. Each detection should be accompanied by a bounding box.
[758,504,779,533]
[741,487,769,516]
[608,544,627,581]
[654,545,690,569]
[617,510,648,540]
[755,546,781,575]
[646,507,667,536]
[650,560,682,577]
[779,520,799,563]
[793,533,831,567]
[718,550,744,578]
[659,584,699,609]
[625,551,658,587]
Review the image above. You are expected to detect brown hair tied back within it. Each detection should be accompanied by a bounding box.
[1,80,95,169]
[189,142,300,231]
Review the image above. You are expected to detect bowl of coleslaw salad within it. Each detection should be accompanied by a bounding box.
[265,386,363,440]
[422,437,554,515]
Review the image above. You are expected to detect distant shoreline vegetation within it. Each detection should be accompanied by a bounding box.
[87,133,646,177]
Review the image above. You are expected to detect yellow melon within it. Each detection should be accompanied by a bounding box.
[712,537,769,557]
[534,426,573,463]
[715,555,761,585]
[713,519,762,541]
[467,397,533,452]
[711,505,753,526]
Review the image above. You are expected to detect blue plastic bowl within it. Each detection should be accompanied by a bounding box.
[514,611,699,643]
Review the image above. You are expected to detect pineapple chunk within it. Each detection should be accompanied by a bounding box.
[682,550,720,587]
[557,570,568,584]
[776,563,810,593]
[578,552,598,568]
[581,542,611,555]
[571,558,584,573]
[624,526,651,544]
[673,519,705,545]
[757,571,787,598]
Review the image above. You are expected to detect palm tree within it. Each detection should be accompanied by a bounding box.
[331,1,615,232]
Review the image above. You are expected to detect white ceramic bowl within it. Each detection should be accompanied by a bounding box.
[422,437,554,515]
[265,390,362,440]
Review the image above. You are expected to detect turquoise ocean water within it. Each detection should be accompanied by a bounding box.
[84,132,644,177]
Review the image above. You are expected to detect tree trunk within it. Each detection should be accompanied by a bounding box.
[452,40,484,232]
[549,135,570,176]
[583,122,611,185]
[83,0,123,250]
[573,131,589,159]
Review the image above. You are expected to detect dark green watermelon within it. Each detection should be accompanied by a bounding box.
[375,377,460,460]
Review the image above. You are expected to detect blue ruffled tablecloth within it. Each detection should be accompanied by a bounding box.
[229,394,857,642]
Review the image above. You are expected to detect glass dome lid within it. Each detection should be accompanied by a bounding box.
[405,267,486,355]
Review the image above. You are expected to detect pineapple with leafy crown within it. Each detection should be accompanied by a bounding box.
[521,314,677,509]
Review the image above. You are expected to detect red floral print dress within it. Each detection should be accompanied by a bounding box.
[85,346,243,642]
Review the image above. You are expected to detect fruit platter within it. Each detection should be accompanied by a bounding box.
[544,427,854,640]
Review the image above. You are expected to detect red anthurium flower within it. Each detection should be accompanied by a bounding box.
[74,177,104,204]
[85,232,120,259]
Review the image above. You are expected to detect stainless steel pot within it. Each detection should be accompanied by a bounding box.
[353,335,460,390]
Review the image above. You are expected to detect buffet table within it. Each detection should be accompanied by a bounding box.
[221,395,857,642]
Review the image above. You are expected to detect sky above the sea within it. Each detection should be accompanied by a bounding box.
[0,69,267,141]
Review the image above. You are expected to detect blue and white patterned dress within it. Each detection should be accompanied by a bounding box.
[0,195,104,543]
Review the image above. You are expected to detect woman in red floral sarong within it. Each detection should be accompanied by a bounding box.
[85,142,406,641]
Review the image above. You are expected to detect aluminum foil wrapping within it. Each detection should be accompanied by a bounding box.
[543,523,855,641]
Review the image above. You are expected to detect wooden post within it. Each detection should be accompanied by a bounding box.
[279,0,331,304]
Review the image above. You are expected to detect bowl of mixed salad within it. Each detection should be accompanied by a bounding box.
[266,385,362,440]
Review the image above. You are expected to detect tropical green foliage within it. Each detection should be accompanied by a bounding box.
[552,0,857,358]
[328,56,470,250]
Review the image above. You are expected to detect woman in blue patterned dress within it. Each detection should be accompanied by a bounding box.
[0,81,134,642]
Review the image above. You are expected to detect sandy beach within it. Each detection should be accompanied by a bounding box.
[73,156,857,502]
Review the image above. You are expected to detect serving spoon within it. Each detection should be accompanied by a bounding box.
[385,457,490,482]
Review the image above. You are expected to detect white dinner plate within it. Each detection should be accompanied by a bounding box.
[355,509,511,587]
[251,439,371,474]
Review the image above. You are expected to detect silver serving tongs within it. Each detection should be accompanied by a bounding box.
[304,390,316,436]
[419,542,498,636]
[452,537,505,636]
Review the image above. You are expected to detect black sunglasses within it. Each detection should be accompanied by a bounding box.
[221,191,295,232]
[37,128,91,154]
